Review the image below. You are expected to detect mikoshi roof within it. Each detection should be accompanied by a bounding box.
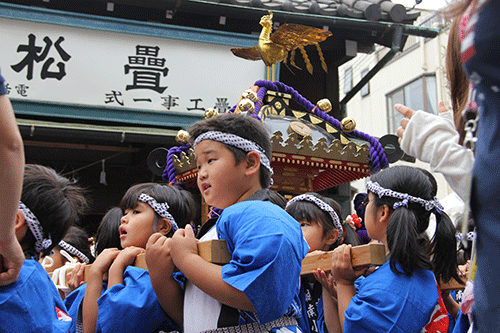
[161,80,391,195]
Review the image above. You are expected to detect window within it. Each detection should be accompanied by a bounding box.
[360,68,370,97]
[386,75,437,133]
[344,67,353,94]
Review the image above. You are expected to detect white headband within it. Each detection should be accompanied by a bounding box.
[286,194,343,240]
[193,131,274,186]
[138,193,179,232]
[456,231,475,242]
[58,240,90,264]
[19,201,52,254]
[366,180,444,213]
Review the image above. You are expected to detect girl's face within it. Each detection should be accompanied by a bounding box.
[300,219,332,252]
[363,192,384,241]
[119,201,156,249]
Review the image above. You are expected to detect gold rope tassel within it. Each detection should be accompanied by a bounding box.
[316,43,328,73]
[299,45,313,75]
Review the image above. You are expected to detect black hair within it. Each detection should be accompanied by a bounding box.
[188,113,272,188]
[21,164,88,258]
[286,192,344,250]
[342,221,360,247]
[61,226,92,263]
[119,183,195,238]
[369,165,460,284]
[269,190,287,209]
[94,207,123,257]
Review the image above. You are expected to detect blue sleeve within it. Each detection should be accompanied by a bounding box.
[96,267,180,333]
[218,201,309,325]
[0,260,71,333]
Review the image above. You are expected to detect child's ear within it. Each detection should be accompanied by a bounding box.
[15,210,28,241]
[244,151,261,177]
[325,229,340,245]
[156,217,172,236]
[378,205,391,225]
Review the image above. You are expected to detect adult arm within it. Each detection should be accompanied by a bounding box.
[396,102,474,201]
[0,72,25,286]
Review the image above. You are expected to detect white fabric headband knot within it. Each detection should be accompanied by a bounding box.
[193,131,274,186]
[456,231,475,242]
[286,194,343,240]
[366,180,444,214]
[58,240,90,264]
[138,193,179,232]
[19,201,52,254]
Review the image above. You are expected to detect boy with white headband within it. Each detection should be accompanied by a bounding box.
[80,182,194,333]
[0,164,88,332]
[148,113,309,332]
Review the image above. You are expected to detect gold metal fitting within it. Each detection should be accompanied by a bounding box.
[176,130,190,143]
[204,108,219,119]
[241,89,258,103]
[341,117,356,133]
[316,99,332,113]
[237,98,255,114]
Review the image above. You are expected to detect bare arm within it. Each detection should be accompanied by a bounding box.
[170,226,254,312]
[0,78,25,286]
[330,245,365,332]
[82,248,119,333]
[314,269,342,333]
[146,233,184,327]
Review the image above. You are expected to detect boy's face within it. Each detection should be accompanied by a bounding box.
[195,139,249,209]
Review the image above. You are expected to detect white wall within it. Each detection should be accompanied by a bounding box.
[339,12,464,223]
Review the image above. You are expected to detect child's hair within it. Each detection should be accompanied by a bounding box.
[119,183,195,238]
[59,226,92,264]
[285,192,344,250]
[93,207,123,257]
[367,165,460,284]
[342,220,360,247]
[20,164,88,259]
[269,191,287,209]
[188,113,272,188]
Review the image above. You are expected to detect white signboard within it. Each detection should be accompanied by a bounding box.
[0,16,266,116]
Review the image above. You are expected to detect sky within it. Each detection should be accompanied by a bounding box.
[396,0,451,10]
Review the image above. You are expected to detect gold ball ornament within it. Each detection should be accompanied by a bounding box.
[241,89,258,103]
[341,117,356,133]
[237,98,255,114]
[204,108,219,119]
[316,99,332,113]
[176,130,190,143]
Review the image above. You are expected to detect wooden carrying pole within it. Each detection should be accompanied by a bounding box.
[67,240,467,290]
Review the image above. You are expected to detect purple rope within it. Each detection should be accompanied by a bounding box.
[253,80,389,171]
[163,144,191,184]
[353,192,366,221]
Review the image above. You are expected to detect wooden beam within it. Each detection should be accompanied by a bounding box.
[301,243,386,275]
[65,241,466,291]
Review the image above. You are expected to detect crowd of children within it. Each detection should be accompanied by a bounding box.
[1,0,497,330]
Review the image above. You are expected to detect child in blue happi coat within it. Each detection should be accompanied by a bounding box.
[326,166,461,332]
[286,192,358,333]
[147,113,309,332]
[81,183,194,333]
[0,164,88,333]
